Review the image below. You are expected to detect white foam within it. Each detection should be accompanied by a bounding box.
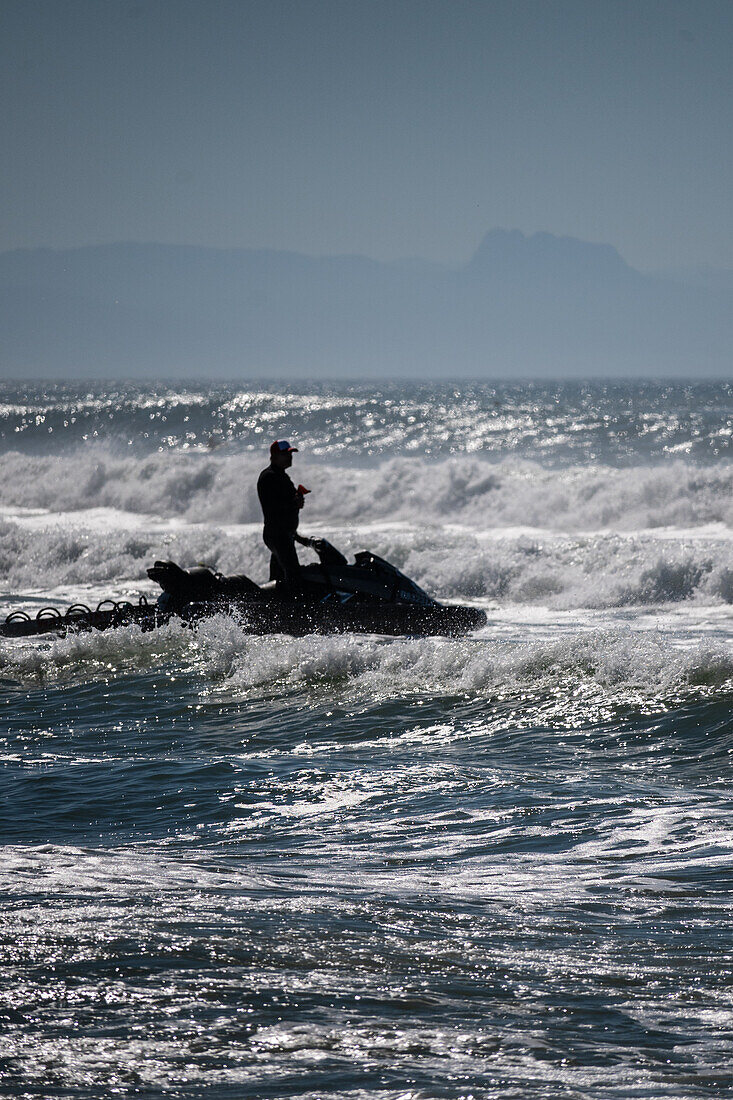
[3,611,731,704]
[1,511,732,617]
[0,448,731,624]
[0,620,196,684]
[0,445,731,531]
[191,620,733,704]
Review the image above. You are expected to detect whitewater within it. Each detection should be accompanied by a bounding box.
[1,379,732,1099]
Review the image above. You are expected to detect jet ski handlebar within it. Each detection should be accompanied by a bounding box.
[295,535,348,567]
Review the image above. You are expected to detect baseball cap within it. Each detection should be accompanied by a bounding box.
[270,439,298,456]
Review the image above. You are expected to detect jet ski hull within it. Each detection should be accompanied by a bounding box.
[179,594,486,637]
[0,548,487,639]
[0,596,485,639]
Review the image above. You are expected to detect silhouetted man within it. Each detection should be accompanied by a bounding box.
[257,440,305,590]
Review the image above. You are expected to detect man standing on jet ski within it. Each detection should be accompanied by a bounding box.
[257,440,306,590]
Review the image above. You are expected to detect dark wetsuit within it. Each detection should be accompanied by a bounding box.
[257,465,301,585]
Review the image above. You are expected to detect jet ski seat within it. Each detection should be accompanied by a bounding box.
[147,560,260,602]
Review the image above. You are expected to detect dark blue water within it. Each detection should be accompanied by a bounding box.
[1,382,732,1098]
[1,379,731,465]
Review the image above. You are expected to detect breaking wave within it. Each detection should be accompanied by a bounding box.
[3,615,732,713]
[1,513,731,610]
[1,447,732,531]
[196,624,733,704]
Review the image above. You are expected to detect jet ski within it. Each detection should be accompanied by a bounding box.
[0,539,487,639]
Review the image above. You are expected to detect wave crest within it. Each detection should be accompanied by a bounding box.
[1,447,732,531]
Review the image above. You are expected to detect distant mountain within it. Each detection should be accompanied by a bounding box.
[0,231,730,378]
[467,229,635,284]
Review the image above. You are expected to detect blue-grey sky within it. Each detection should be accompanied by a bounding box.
[3,0,732,272]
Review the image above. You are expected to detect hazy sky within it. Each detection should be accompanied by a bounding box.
[3,0,732,272]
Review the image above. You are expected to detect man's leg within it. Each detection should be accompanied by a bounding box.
[264,531,301,589]
[268,552,285,582]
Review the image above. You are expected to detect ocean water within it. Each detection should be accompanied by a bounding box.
[1,379,732,1100]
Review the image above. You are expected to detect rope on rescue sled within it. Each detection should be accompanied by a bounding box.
[2,594,151,628]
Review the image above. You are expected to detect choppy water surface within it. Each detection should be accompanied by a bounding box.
[2,379,732,463]
[1,381,732,1099]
